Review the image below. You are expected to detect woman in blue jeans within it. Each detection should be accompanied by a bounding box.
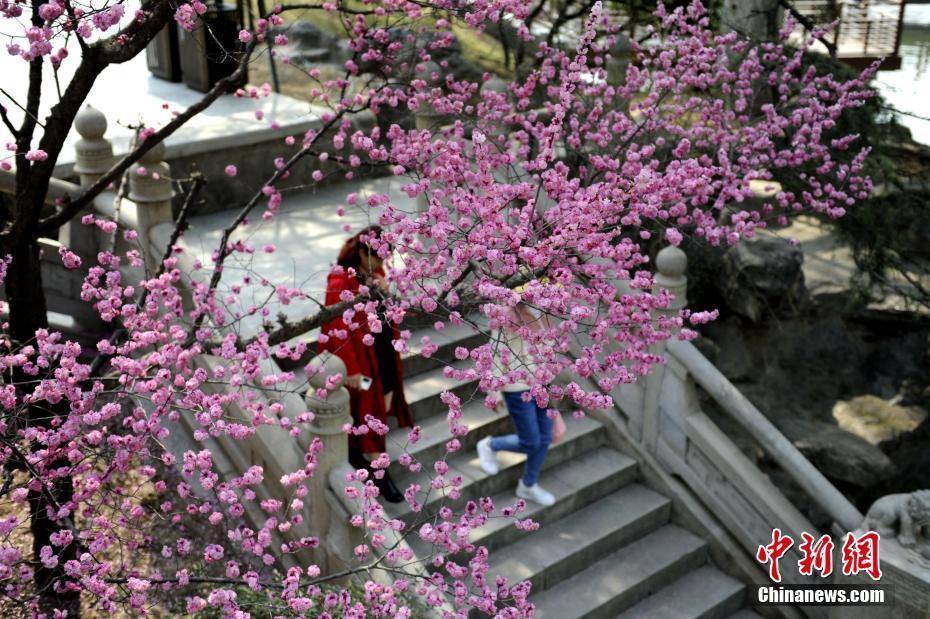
[476,303,556,506]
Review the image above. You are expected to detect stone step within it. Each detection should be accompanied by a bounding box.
[466,448,639,554]
[615,565,746,619]
[402,322,487,378]
[532,525,708,619]
[385,414,605,523]
[386,399,511,478]
[487,484,672,594]
[411,448,639,560]
[726,611,764,619]
[402,361,480,422]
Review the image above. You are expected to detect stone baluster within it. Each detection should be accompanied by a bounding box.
[303,352,354,569]
[653,245,689,316]
[61,105,114,261]
[128,138,175,272]
[639,245,688,451]
[73,105,114,187]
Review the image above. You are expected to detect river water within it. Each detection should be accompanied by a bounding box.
[874,4,930,144]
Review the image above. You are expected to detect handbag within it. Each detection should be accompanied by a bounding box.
[551,411,567,444]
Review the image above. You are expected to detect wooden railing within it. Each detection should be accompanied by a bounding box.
[793,0,906,70]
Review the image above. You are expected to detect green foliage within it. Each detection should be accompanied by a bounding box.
[831,190,930,310]
[792,53,930,310]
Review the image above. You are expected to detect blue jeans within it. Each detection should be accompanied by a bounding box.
[490,391,553,486]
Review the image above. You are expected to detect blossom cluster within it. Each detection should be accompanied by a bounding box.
[0,0,874,616]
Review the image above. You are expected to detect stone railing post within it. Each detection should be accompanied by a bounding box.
[60,105,114,260]
[303,352,353,568]
[128,138,175,272]
[73,104,114,187]
[640,245,688,451]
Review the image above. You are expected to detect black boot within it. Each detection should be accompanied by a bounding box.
[374,469,404,503]
[348,448,404,503]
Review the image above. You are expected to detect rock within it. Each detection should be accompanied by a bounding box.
[775,316,869,393]
[720,236,807,323]
[291,48,331,66]
[283,21,337,50]
[832,395,927,445]
[778,419,896,488]
[702,318,754,381]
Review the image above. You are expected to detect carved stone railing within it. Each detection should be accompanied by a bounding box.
[594,244,929,617]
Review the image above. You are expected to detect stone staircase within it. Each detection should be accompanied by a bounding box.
[368,322,768,618]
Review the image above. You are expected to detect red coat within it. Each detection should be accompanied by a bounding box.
[318,269,411,454]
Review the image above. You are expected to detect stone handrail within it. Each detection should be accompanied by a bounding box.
[665,336,863,532]
[0,168,111,211]
[590,244,873,611]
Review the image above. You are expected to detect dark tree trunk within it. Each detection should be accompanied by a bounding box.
[5,236,80,615]
[6,239,48,344]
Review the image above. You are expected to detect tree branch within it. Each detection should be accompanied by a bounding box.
[777,0,837,55]
[247,296,363,348]
[36,41,256,236]
[88,173,205,377]
[181,107,351,348]
[94,0,175,65]
[0,104,17,138]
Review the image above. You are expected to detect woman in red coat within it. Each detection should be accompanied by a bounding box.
[319,225,411,502]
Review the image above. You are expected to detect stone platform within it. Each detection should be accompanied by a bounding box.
[0,43,329,213]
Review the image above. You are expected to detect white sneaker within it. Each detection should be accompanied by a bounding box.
[476,437,499,475]
[516,480,555,506]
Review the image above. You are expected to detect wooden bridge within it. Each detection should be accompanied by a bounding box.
[793,0,908,70]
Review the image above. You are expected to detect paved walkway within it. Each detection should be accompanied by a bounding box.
[761,214,929,313]
[183,175,415,340]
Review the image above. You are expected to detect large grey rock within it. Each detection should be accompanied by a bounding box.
[721,236,808,323]
[283,21,337,50]
[778,419,896,488]
[702,319,755,381]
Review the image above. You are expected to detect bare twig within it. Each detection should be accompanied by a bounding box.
[0,104,18,138]
[180,108,351,348]
[0,88,43,130]
[248,295,364,348]
[777,0,837,55]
